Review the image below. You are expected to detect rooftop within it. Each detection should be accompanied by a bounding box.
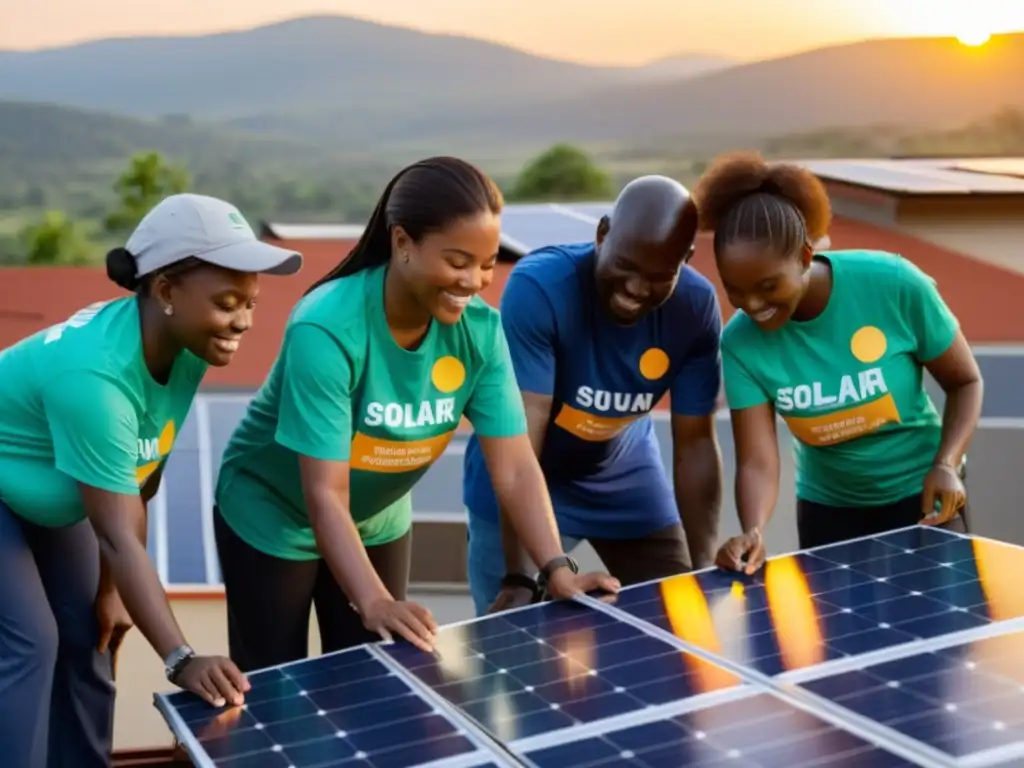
[792,157,1024,196]
[3,208,1023,393]
[260,201,615,259]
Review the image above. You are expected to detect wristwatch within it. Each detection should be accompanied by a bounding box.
[164,644,196,684]
[536,554,579,596]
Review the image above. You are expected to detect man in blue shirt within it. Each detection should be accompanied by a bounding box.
[462,176,724,615]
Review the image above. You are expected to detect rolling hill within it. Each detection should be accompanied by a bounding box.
[0,15,739,148]
[0,16,1019,151]
[0,100,396,226]
[0,16,687,120]
[460,33,1024,145]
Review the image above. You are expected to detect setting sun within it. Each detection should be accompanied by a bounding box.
[958,30,992,46]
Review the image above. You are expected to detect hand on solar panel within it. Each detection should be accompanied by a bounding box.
[920,462,967,526]
[174,655,250,708]
[714,526,766,575]
[544,566,621,601]
[485,583,537,614]
[361,597,438,652]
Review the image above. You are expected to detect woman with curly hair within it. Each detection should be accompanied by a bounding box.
[693,152,983,573]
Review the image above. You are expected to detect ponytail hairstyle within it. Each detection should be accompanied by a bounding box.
[306,156,503,295]
[693,151,832,259]
[105,247,205,295]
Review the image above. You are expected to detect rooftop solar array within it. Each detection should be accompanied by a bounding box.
[157,525,1024,767]
[499,202,610,256]
[260,203,612,256]
[794,158,1024,195]
[950,159,1024,181]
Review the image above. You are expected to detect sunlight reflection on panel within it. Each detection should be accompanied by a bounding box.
[659,575,742,692]
[434,627,483,682]
[551,627,596,697]
[968,539,1024,680]
[197,704,246,741]
[972,539,1024,622]
[478,678,519,743]
[765,556,824,671]
[708,582,750,665]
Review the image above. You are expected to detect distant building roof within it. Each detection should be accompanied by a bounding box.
[793,157,1024,196]
[260,222,365,240]
[260,201,616,259]
[3,213,1023,394]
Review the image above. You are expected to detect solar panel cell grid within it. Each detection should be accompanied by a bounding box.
[159,648,483,768]
[383,600,745,744]
[607,526,1020,681]
[157,527,1024,767]
[524,693,919,768]
[800,631,1024,760]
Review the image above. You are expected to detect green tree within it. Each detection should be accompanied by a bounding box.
[19,210,94,265]
[510,143,613,202]
[105,151,190,234]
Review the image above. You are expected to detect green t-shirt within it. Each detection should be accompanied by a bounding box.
[216,264,528,560]
[721,250,959,508]
[0,297,207,527]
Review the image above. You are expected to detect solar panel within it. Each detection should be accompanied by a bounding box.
[797,159,1024,195]
[499,202,611,257]
[155,525,1024,767]
[949,159,1024,181]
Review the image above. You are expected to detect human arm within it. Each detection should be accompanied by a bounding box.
[714,347,779,574]
[275,324,436,650]
[466,318,620,602]
[499,394,553,574]
[901,260,983,523]
[493,272,558,592]
[669,293,724,568]
[45,375,247,705]
[671,415,722,569]
[93,462,164,660]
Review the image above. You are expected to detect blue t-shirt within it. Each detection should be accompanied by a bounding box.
[462,242,722,539]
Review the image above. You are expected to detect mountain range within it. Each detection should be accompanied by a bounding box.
[1,16,1020,151]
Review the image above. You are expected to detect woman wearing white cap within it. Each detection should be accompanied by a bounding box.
[0,193,303,768]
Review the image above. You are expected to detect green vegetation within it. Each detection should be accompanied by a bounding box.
[2,102,1022,267]
[509,144,613,202]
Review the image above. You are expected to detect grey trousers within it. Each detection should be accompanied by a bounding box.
[0,500,115,768]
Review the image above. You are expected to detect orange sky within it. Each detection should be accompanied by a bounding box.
[1,0,1022,65]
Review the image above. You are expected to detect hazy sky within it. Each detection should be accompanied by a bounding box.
[2,0,1022,65]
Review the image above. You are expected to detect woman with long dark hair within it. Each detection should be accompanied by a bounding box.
[214,157,618,671]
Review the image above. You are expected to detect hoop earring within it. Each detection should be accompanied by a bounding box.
[402,252,410,264]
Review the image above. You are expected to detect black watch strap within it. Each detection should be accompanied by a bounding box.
[537,555,579,595]
[500,572,541,601]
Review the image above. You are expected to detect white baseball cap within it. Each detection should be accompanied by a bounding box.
[125,193,303,278]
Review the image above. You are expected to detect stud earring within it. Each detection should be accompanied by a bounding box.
[164,305,174,316]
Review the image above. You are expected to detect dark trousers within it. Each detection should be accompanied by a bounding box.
[797,494,969,550]
[586,523,694,584]
[0,500,114,768]
[213,507,413,673]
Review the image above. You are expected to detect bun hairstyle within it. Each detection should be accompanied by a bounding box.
[105,247,141,291]
[693,151,832,258]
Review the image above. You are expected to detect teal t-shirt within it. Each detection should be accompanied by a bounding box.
[721,250,959,507]
[0,298,208,527]
[216,264,528,560]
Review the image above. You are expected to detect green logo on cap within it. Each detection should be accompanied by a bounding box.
[228,211,247,229]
